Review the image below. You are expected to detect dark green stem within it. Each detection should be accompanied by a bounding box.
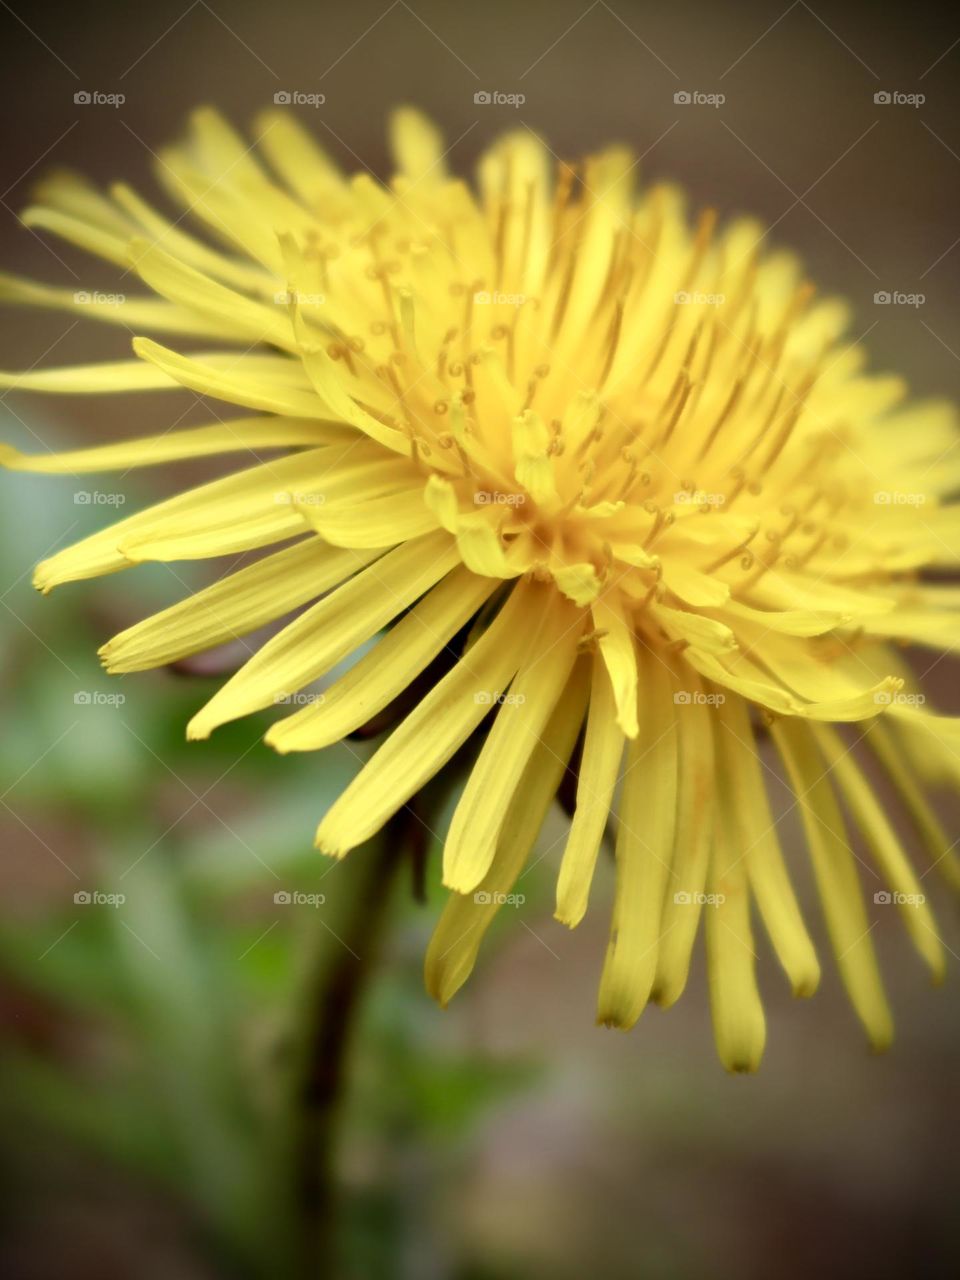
[293,812,414,1277]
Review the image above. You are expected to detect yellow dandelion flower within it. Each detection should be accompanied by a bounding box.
[3,107,959,1071]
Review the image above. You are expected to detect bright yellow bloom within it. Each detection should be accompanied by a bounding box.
[2,107,959,1070]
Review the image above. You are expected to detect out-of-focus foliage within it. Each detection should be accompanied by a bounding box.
[0,409,542,1278]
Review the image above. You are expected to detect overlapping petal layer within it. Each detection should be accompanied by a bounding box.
[3,107,958,1069]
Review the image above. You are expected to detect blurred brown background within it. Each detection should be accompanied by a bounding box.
[1,2,958,1278]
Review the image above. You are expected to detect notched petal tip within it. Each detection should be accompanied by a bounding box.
[553,908,583,931]
[312,823,351,860]
[595,1005,643,1032]
[32,563,55,594]
[184,714,212,742]
[98,646,119,674]
[440,867,487,896]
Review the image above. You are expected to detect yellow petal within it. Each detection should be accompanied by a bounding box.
[293,323,418,461]
[442,592,584,892]
[0,271,224,337]
[425,659,590,1006]
[132,338,326,418]
[0,358,187,394]
[812,724,945,981]
[455,517,521,578]
[120,445,399,562]
[654,602,737,655]
[722,599,847,637]
[389,107,446,182]
[111,180,270,292]
[662,562,730,607]
[253,111,351,211]
[101,540,382,673]
[748,573,895,618]
[20,205,130,268]
[130,239,295,350]
[728,636,903,721]
[555,659,625,927]
[512,409,558,507]
[706,780,767,1074]
[719,696,820,997]
[155,146,285,273]
[33,445,342,589]
[772,717,893,1049]
[187,530,458,739]
[187,107,269,185]
[266,567,494,753]
[592,592,639,737]
[316,579,542,856]
[651,669,716,1007]
[867,720,960,893]
[860,607,960,651]
[596,648,678,1026]
[683,646,799,716]
[296,484,438,549]
[0,418,345,473]
[32,170,133,237]
[888,704,960,789]
[552,562,602,606]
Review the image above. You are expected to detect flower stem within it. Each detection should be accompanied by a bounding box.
[293,812,413,1276]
